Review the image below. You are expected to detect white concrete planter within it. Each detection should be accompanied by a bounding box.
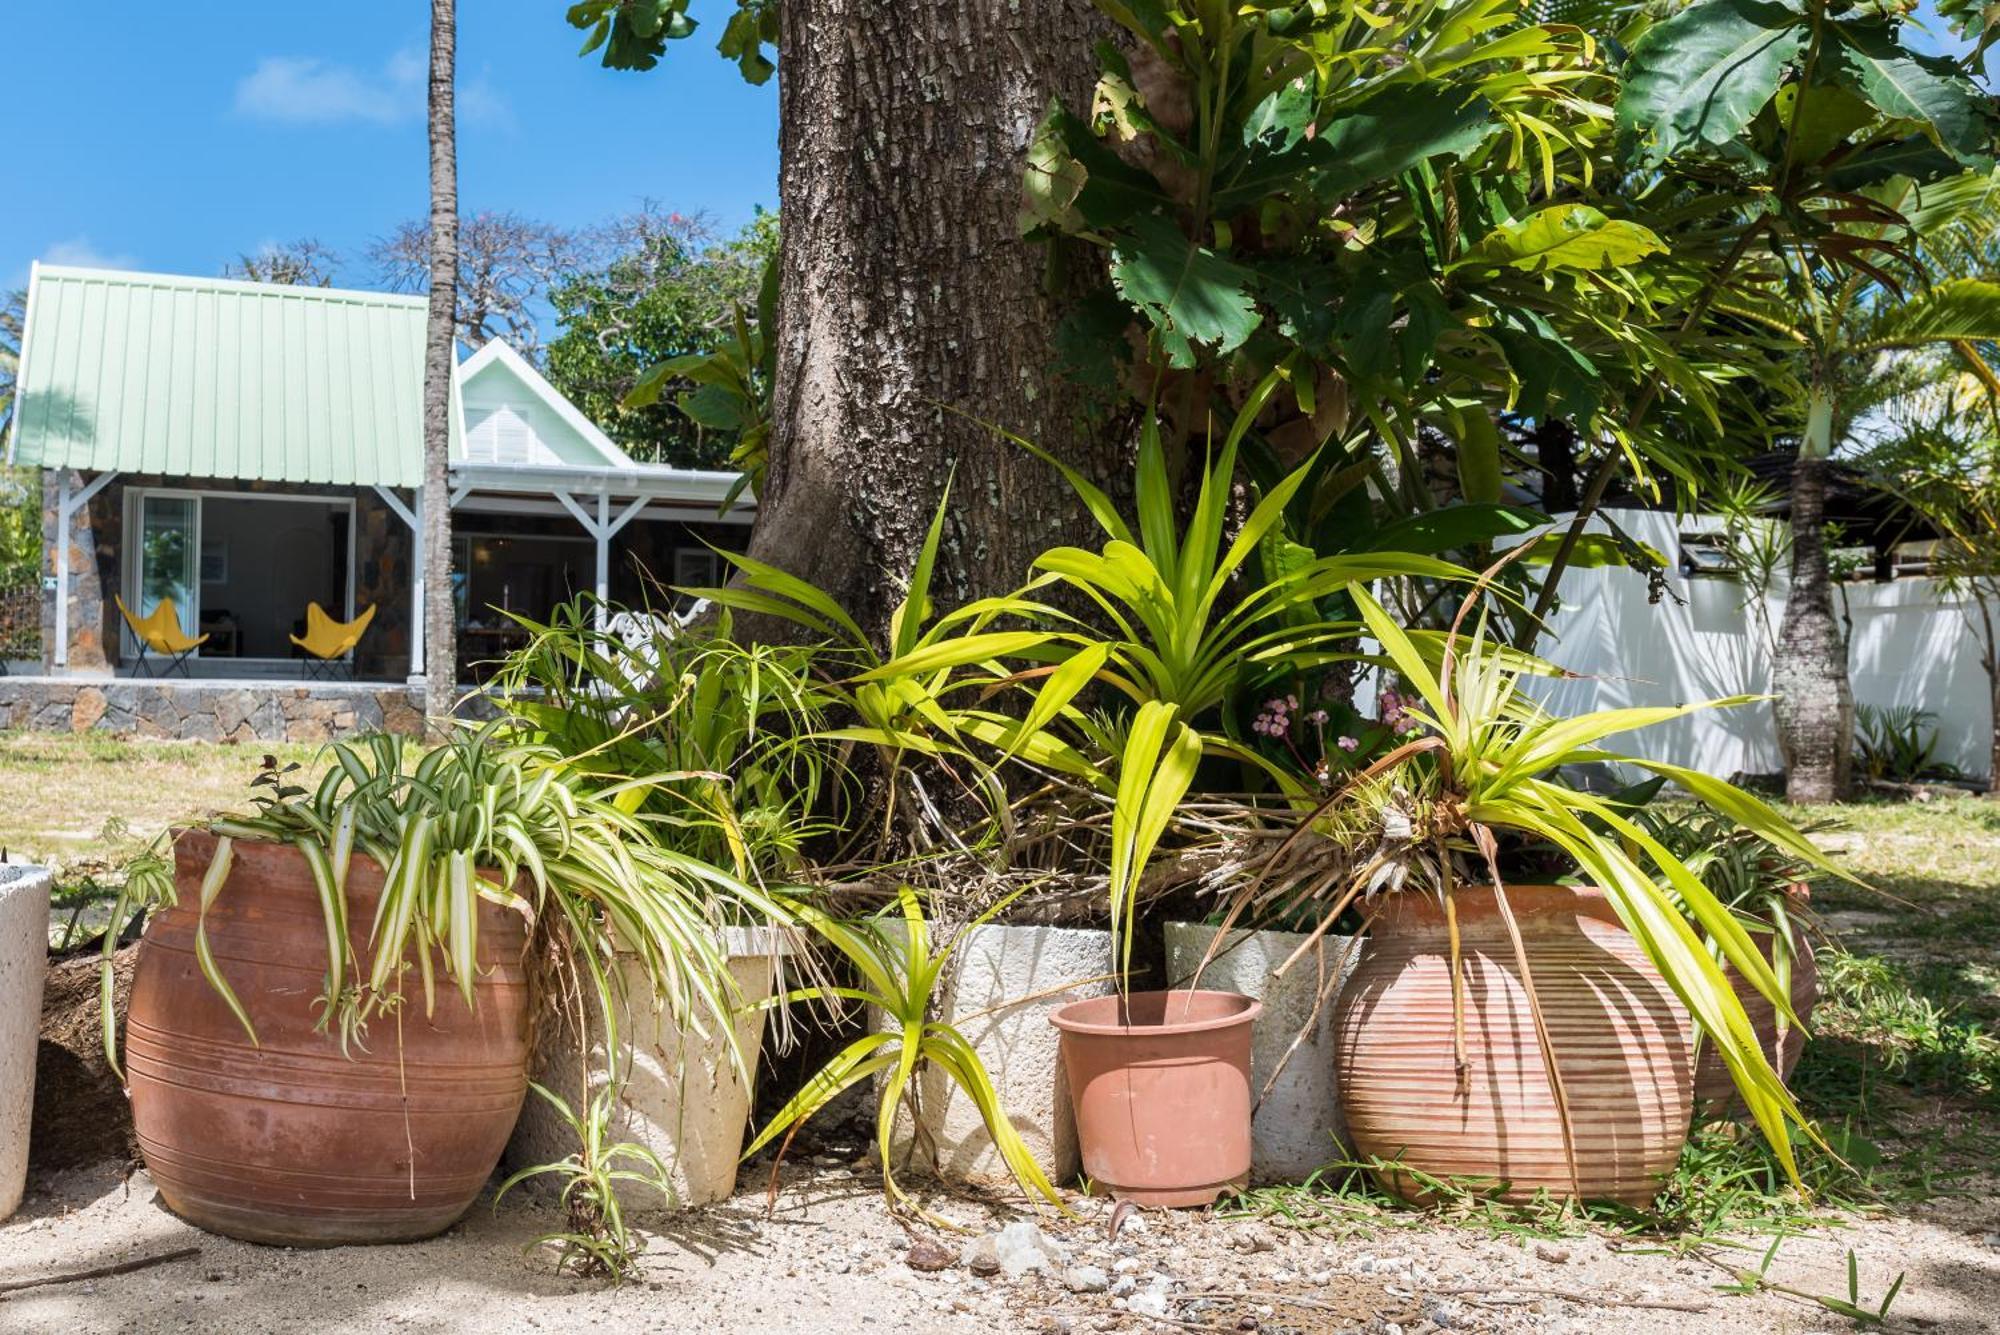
[1166,921,1359,1184]
[879,922,1115,1186]
[0,865,52,1221]
[508,926,792,1211]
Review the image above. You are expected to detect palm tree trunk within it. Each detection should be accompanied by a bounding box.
[1771,429,1853,802]
[420,0,458,718]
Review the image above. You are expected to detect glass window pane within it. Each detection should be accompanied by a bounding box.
[138,496,198,641]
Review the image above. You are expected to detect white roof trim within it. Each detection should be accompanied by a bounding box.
[459,338,638,468]
[448,459,754,510]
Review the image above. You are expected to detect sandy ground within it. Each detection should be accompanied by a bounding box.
[3,1156,1996,1335]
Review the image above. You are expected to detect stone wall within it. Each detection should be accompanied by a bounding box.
[40,472,415,678]
[0,677,428,742]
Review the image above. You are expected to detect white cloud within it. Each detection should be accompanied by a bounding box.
[41,236,140,271]
[234,51,512,129]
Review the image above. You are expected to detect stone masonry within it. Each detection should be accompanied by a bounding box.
[0,677,428,742]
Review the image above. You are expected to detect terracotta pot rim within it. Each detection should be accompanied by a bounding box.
[1049,988,1261,1037]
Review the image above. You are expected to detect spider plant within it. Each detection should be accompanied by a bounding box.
[489,601,837,883]
[496,1082,674,1282]
[740,886,1063,1221]
[1256,585,1852,1185]
[101,723,790,1085]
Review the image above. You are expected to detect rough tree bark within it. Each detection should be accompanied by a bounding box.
[747,0,1123,644]
[420,0,459,715]
[1772,455,1854,802]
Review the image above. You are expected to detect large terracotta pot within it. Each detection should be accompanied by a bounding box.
[1334,885,1693,1206]
[1051,989,1260,1208]
[126,830,531,1246]
[1693,927,1818,1117]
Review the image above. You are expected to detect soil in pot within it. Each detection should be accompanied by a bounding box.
[1051,988,1260,1208]
[125,831,531,1246]
[1694,926,1818,1118]
[1334,884,1693,1207]
[1166,922,1358,1184]
[508,927,787,1211]
[879,922,1114,1186]
[0,864,51,1222]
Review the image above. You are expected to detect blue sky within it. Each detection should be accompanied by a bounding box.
[4,1,778,292]
[7,3,1989,299]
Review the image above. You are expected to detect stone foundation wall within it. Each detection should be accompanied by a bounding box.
[0,678,427,742]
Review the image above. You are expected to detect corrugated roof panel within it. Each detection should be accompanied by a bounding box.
[7,265,442,488]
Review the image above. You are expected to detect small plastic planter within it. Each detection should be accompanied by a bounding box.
[1050,989,1260,1207]
[0,864,53,1222]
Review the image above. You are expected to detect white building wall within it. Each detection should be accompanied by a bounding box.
[1520,509,1993,782]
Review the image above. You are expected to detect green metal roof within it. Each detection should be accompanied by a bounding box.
[7,264,459,488]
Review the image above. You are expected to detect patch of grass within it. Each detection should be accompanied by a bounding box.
[0,731,323,948]
[0,732,320,867]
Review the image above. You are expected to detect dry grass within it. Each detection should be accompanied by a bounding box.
[0,731,321,869]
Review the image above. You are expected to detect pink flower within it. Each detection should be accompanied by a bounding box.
[1337,735,1359,752]
[1309,709,1329,725]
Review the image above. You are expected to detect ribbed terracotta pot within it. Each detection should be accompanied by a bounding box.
[1051,989,1260,1208]
[126,830,531,1246]
[1694,927,1818,1118]
[1334,885,1693,1206]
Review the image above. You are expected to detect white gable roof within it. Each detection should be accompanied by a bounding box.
[457,338,637,469]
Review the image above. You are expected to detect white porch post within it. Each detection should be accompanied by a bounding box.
[554,490,650,631]
[370,485,425,684]
[53,469,120,670]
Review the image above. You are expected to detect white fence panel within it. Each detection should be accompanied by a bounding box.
[1519,509,1992,782]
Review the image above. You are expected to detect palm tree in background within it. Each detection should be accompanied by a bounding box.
[421,0,458,718]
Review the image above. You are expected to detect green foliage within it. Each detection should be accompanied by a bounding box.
[488,599,836,881]
[1852,705,1959,785]
[1285,587,1851,1181]
[566,0,776,82]
[103,725,788,1086]
[740,887,1064,1219]
[544,212,777,469]
[497,1082,674,1281]
[1615,0,1808,166]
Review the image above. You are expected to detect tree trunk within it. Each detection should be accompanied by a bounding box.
[1990,671,1999,795]
[748,0,1122,646]
[1772,454,1853,803]
[420,0,459,717]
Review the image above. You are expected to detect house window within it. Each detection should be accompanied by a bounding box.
[673,548,721,591]
[466,403,542,464]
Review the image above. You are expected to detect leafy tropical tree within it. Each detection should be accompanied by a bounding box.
[543,210,776,469]
[0,288,22,441]
[1610,0,1999,801]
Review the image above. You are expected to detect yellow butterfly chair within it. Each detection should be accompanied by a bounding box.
[291,602,376,680]
[114,594,208,678]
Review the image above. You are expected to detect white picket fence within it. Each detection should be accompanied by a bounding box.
[1518,508,1994,782]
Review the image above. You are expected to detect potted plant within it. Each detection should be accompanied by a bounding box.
[1282,589,1845,1205]
[0,862,51,1222]
[489,606,829,1210]
[101,724,781,1250]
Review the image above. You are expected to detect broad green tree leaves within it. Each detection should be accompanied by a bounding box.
[1616,0,1807,166]
[1455,205,1667,275]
